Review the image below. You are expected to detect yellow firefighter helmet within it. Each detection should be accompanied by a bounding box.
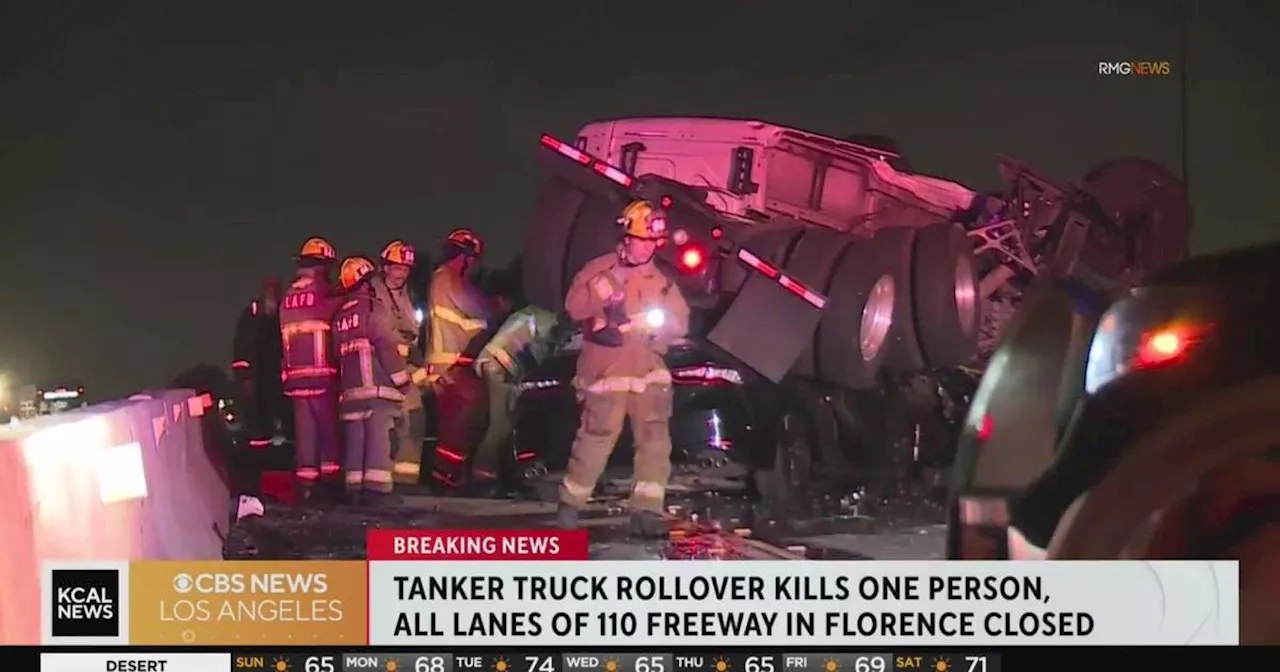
[339,256,376,290]
[618,200,668,240]
[445,228,484,258]
[298,236,338,263]
[379,240,417,267]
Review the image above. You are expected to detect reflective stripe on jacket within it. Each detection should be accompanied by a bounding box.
[426,265,492,381]
[280,269,341,395]
[476,305,562,381]
[334,288,411,408]
[563,252,691,391]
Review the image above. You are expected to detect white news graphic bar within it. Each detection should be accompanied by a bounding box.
[41,653,230,672]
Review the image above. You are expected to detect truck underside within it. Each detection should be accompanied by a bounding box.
[522,117,1189,514]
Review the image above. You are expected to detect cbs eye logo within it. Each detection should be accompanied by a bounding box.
[171,572,245,593]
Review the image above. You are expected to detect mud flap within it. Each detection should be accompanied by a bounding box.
[708,269,823,383]
[787,229,855,378]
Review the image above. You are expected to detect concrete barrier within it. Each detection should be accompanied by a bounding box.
[0,389,229,643]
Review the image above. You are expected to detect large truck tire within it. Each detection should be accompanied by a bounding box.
[522,178,585,310]
[911,222,980,368]
[872,227,925,373]
[815,236,899,388]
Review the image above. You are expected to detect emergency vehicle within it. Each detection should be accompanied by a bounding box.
[35,381,87,414]
[521,117,1189,516]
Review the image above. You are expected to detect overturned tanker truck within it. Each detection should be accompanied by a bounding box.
[521,116,1189,517]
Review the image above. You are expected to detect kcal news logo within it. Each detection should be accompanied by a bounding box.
[51,568,121,637]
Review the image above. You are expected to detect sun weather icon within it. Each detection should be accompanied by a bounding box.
[713,657,731,672]
[823,660,839,672]
[932,658,951,672]
[386,660,400,672]
[272,657,290,672]
[603,659,620,672]
[494,657,511,672]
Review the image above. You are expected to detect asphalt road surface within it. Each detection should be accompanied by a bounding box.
[224,464,947,561]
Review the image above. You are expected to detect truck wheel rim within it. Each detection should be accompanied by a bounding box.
[860,275,895,361]
[955,252,978,336]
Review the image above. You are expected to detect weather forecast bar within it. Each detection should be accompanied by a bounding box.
[223,652,998,672]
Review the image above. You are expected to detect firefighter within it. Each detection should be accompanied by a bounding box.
[426,228,496,490]
[333,256,412,505]
[280,236,344,501]
[469,305,566,496]
[370,240,428,485]
[558,200,690,537]
[231,276,287,454]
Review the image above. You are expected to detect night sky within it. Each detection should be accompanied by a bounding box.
[1,1,1276,398]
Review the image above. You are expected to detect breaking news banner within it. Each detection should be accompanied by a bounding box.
[365,530,1239,646]
[41,559,369,646]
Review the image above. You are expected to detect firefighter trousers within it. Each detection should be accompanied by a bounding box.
[391,406,426,484]
[290,389,340,484]
[471,361,515,482]
[431,366,489,488]
[560,383,674,513]
[341,402,397,493]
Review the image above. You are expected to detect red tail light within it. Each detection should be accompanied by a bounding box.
[976,414,993,441]
[1135,328,1191,368]
[678,246,706,272]
[672,365,742,385]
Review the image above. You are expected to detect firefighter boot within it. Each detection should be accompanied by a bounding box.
[557,503,581,530]
[629,510,667,539]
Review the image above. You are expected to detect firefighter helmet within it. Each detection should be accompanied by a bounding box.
[618,200,668,240]
[339,256,377,290]
[297,236,338,263]
[380,240,417,267]
[445,228,484,258]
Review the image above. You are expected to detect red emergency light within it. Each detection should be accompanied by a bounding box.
[540,134,635,189]
[736,248,827,309]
